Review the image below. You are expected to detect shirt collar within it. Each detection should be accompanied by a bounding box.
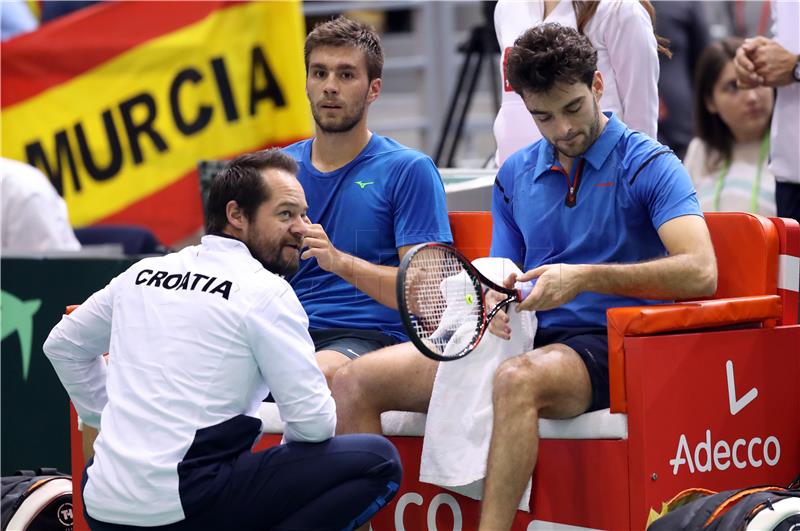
[532,141,559,180]
[583,112,625,170]
[532,112,626,179]
[201,233,251,255]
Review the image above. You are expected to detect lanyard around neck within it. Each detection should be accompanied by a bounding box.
[712,133,770,214]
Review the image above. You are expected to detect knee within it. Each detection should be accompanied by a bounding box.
[354,434,403,485]
[322,362,346,390]
[331,361,366,409]
[493,356,540,405]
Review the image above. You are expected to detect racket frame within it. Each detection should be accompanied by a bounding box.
[397,242,522,362]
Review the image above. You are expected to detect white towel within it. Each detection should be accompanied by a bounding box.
[419,257,537,511]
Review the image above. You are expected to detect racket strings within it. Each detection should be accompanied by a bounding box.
[403,247,482,358]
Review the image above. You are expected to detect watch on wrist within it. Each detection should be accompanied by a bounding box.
[794,57,800,82]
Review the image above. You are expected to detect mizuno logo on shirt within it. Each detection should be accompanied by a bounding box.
[135,269,233,300]
[355,180,375,188]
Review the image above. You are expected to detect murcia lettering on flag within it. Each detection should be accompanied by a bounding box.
[1,1,312,245]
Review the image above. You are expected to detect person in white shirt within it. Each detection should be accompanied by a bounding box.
[1,157,81,254]
[684,37,776,216]
[733,0,800,222]
[493,0,667,165]
[44,149,401,531]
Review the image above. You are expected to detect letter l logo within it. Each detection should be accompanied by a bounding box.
[726,360,758,415]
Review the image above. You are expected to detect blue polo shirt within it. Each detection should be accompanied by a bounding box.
[491,113,702,329]
[284,134,452,341]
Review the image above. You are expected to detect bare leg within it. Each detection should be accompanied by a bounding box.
[316,349,352,389]
[332,342,438,435]
[478,344,593,531]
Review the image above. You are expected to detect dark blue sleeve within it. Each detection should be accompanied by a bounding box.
[392,156,453,247]
[490,161,525,264]
[634,150,703,229]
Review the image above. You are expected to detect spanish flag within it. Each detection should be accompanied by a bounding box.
[2,1,312,245]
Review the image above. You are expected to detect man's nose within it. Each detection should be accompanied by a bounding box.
[292,216,309,236]
[554,117,571,138]
[322,75,339,94]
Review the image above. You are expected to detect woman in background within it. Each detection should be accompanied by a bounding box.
[683,37,776,215]
[493,0,668,165]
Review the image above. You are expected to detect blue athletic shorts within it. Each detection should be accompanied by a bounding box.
[534,327,609,412]
[311,328,399,359]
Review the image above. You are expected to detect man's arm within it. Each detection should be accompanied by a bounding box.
[247,283,336,442]
[301,225,412,310]
[302,156,451,310]
[490,161,526,266]
[516,215,717,311]
[43,284,115,428]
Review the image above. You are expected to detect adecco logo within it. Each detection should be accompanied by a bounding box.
[669,360,782,475]
[669,430,781,475]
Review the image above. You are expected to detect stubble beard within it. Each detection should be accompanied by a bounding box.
[311,89,369,134]
[246,233,301,277]
[553,98,602,159]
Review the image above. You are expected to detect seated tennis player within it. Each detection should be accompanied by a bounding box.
[332,23,717,531]
[284,17,452,387]
[44,149,401,531]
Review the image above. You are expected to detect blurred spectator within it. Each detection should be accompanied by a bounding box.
[734,1,799,222]
[493,0,667,165]
[1,0,38,40]
[684,38,775,215]
[654,1,710,159]
[1,158,81,253]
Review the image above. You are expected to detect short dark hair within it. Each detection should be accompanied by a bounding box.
[506,23,597,96]
[692,37,767,171]
[205,149,298,234]
[304,16,384,81]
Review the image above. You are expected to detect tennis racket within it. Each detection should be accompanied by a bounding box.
[397,242,533,362]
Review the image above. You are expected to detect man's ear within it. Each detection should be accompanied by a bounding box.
[591,70,604,101]
[226,200,246,230]
[367,78,382,104]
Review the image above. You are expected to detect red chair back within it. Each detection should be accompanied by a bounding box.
[449,211,492,262]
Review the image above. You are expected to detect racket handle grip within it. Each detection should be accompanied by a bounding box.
[516,280,534,301]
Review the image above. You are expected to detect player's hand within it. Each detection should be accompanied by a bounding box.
[516,263,583,312]
[301,224,343,273]
[404,267,439,319]
[487,272,517,340]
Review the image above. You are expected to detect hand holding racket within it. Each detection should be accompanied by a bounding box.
[485,275,521,341]
[397,243,533,362]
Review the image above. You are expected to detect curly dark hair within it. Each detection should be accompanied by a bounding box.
[506,23,597,95]
[305,16,384,82]
[205,149,298,234]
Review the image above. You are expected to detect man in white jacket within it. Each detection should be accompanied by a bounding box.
[44,149,401,531]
